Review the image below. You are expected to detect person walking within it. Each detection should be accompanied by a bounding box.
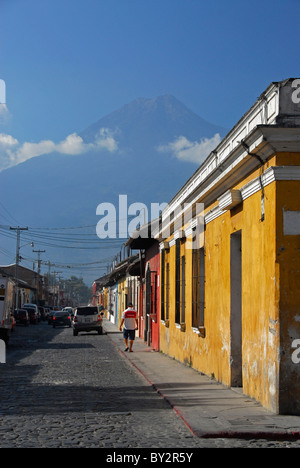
[119,303,138,352]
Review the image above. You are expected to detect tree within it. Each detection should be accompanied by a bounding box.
[60,276,93,306]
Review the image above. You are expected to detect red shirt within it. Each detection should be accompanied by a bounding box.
[122,308,137,330]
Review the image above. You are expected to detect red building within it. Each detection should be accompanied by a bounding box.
[127,231,160,351]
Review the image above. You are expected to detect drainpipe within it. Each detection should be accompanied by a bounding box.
[240,140,266,221]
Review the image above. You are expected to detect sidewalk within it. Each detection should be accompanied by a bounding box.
[103,319,300,440]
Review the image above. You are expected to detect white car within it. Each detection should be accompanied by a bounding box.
[23,303,38,313]
[62,307,74,318]
[72,306,104,336]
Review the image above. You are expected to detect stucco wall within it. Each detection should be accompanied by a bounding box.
[159,155,300,413]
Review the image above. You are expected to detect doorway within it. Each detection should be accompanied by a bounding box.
[230,230,242,387]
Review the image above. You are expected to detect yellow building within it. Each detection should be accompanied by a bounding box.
[157,79,300,414]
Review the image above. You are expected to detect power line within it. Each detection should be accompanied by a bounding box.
[0,227,124,249]
[0,202,20,225]
[0,222,127,280]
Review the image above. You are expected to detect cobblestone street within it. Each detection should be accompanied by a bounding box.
[0,322,299,451]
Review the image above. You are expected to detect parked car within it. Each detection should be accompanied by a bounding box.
[26,307,38,324]
[48,310,56,325]
[72,306,104,336]
[52,311,72,328]
[44,307,51,320]
[14,309,30,326]
[38,306,47,321]
[23,303,38,312]
[63,307,74,319]
[23,303,41,322]
[0,275,14,344]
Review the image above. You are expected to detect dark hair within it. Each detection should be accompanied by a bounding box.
[128,303,133,307]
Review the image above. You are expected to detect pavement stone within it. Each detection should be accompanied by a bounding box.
[103,319,300,442]
[0,320,300,449]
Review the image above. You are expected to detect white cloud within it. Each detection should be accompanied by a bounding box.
[94,128,118,152]
[0,104,11,124]
[0,128,118,172]
[16,140,56,163]
[0,133,18,147]
[158,134,221,164]
[56,133,86,155]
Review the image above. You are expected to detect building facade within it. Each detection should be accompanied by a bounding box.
[126,233,160,351]
[94,79,300,415]
[157,79,300,414]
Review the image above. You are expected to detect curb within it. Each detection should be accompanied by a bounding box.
[104,325,300,441]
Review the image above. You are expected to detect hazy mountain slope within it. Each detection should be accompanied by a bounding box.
[0,95,226,282]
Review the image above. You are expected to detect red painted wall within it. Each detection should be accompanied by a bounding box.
[140,242,160,351]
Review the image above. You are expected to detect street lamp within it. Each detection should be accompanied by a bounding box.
[18,242,34,262]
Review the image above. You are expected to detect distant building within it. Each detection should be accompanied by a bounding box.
[0,264,37,307]
[93,254,139,327]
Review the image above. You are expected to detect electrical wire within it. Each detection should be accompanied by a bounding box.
[0,204,130,279]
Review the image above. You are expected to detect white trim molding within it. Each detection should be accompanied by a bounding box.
[218,189,243,210]
[156,79,300,239]
[262,165,300,185]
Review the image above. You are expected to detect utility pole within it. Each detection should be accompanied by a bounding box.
[32,249,46,305]
[53,271,62,306]
[10,226,28,308]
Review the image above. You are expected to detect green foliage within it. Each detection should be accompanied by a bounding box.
[60,276,93,306]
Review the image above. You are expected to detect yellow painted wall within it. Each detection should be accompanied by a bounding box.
[117,277,127,328]
[160,154,300,413]
[102,287,109,319]
[276,180,300,414]
[240,182,279,412]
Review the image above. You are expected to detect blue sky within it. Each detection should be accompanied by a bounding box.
[1,0,299,153]
[0,0,299,281]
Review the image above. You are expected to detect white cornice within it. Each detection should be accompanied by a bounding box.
[159,128,300,234]
[262,165,300,184]
[164,165,300,236]
[174,230,185,240]
[207,165,300,225]
[205,206,226,224]
[240,178,263,201]
[156,79,300,240]
[218,189,243,210]
[159,241,170,251]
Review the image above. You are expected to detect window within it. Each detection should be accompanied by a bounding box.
[192,247,205,328]
[175,239,186,325]
[145,265,151,317]
[181,255,185,323]
[199,247,205,327]
[175,239,181,324]
[166,263,170,320]
[161,249,165,321]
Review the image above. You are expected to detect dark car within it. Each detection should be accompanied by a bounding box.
[52,311,72,328]
[14,309,30,326]
[44,307,51,320]
[26,307,38,324]
[48,310,56,325]
[38,306,47,321]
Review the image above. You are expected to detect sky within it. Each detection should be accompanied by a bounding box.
[1,0,299,159]
[0,0,299,283]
